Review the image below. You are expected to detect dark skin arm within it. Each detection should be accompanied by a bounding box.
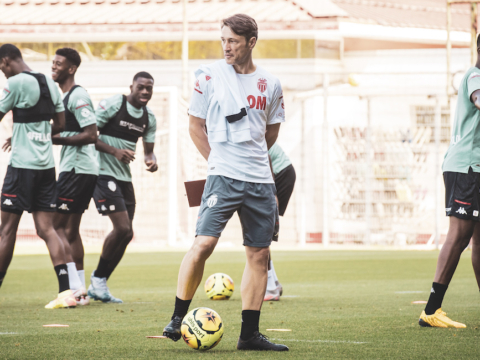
[52,124,97,146]
[189,114,211,161]
[51,111,65,135]
[95,138,135,164]
[143,141,158,172]
[471,89,480,110]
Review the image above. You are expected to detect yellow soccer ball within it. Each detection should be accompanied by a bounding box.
[181,307,224,351]
[204,273,234,300]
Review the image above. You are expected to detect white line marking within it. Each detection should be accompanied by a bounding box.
[282,295,299,298]
[0,332,17,335]
[271,338,367,344]
[395,291,424,294]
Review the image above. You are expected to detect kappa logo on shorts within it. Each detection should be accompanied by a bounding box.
[207,194,218,208]
[456,207,467,215]
[59,203,69,211]
[3,199,12,206]
[108,181,117,192]
[101,205,107,211]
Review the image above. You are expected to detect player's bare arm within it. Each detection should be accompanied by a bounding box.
[189,114,211,161]
[143,141,158,172]
[51,111,65,135]
[95,138,135,164]
[52,123,97,146]
[471,89,480,110]
[266,123,280,149]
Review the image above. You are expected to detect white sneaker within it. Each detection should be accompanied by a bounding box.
[87,271,123,303]
[275,281,283,296]
[264,287,281,301]
[73,286,90,306]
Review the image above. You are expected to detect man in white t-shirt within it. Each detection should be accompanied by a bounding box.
[162,14,288,351]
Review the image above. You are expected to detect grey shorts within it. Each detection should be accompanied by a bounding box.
[196,175,277,247]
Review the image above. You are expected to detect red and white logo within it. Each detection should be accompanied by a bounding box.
[257,78,267,93]
[206,76,212,81]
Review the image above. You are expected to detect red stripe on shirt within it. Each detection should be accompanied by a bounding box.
[469,75,480,81]
[3,89,10,93]
[455,199,471,205]
[58,197,74,202]
[99,104,106,110]
[75,104,89,110]
[2,193,16,198]
[194,88,203,94]
[98,199,106,203]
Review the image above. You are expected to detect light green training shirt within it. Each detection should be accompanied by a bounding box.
[269,142,292,175]
[0,72,64,170]
[443,67,480,173]
[96,94,156,182]
[59,86,99,175]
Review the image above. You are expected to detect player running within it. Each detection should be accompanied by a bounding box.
[162,14,288,351]
[264,142,296,301]
[88,72,157,303]
[419,35,480,328]
[0,44,76,309]
[51,48,98,306]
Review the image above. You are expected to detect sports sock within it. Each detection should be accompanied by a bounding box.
[0,271,6,288]
[105,267,114,280]
[270,260,279,283]
[172,296,192,319]
[77,270,85,288]
[266,270,277,291]
[425,282,448,315]
[54,264,70,293]
[66,262,82,291]
[94,257,110,278]
[240,310,260,340]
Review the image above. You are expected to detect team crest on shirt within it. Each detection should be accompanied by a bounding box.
[207,194,218,208]
[257,78,267,93]
[81,108,91,118]
[108,181,116,192]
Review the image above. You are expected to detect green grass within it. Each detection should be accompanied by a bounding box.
[0,250,479,359]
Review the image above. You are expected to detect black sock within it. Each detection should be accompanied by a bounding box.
[0,271,6,288]
[172,296,192,319]
[94,257,110,278]
[54,264,70,293]
[240,310,260,340]
[425,282,448,315]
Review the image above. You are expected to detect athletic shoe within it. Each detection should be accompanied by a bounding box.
[419,309,466,328]
[73,287,90,306]
[237,331,289,351]
[87,272,123,303]
[264,287,281,301]
[275,281,283,296]
[163,316,183,341]
[45,290,77,309]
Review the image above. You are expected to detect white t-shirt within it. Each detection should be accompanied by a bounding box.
[188,65,285,183]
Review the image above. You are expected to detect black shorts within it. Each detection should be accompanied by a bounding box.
[56,170,97,214]
[444,167,480,221]
[275,164,296,216]
[1,165,56,214]
[93,175,136,220]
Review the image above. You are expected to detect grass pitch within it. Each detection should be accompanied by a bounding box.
[0,250,479,359]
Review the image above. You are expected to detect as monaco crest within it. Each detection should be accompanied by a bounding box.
[257,78,267,93]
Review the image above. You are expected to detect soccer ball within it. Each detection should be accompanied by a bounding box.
[204,273,234,300]
[181,307,224,351]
